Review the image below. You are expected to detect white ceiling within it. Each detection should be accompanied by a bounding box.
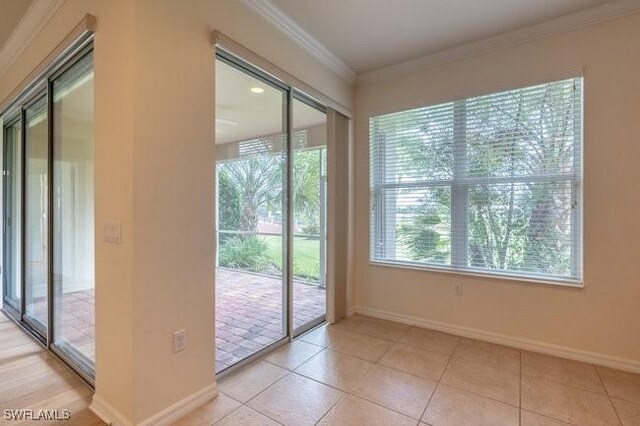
[269,0,614,74]
[0,0,33,52]
[216,58,326,145]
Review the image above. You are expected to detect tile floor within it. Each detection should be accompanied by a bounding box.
[179,314,640,426]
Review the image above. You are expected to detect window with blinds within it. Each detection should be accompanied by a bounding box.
[369,77,583,284]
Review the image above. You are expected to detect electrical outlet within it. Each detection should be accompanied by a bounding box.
[453,282,463,297]
[173,329,186,353]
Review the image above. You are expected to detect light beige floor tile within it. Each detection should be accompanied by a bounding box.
[295,349,374,391]
[522,351,605,394]
[214,405,280,426]
[328,330,393,362]
[299,324,351,347]
[440,354,520,406]
[597,367,640,405]
[399,327,460,355]
[264,340,323,370]
[248,373,343,426]
[423,384,519,426]
[318,395,416,426]
[454,338,520,370]
[353,317,411,342]
[331,314,369,331]
[521,410,574,425]
[351,364,436,419]
[175,393,241,426]
[379,343,450,381]
[612,398,640,426]
[522,376,620,426]
[218,361,288,403]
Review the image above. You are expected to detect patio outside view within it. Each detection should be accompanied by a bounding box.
[215,138,327,372]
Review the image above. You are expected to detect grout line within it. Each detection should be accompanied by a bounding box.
[210,401,242,425]
[313,391,347,426]
[243,370,293,405]
[520,409,576,425]
[419,336,461,422]
[594,364,624,426]
[519,350,522,426]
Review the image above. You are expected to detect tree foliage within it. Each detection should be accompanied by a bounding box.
[389,80,578,276]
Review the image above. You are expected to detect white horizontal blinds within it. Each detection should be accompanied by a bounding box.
[370,78,583,283]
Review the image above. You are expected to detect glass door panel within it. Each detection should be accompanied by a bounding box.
[215,57,287,373]
[52,51,95,367]
[24,96,49,335]
[2,119,22,312]
[291,98,327,332]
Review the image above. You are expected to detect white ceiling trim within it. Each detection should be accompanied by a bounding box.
[357,0,640,85]
[0,0,66,78]
[239,0,357,84]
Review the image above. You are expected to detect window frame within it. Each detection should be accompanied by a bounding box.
[369,78,584,287]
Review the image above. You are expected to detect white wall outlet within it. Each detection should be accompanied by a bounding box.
[173,329,186,353]
[103,221,122,244]
[453,282,464,297]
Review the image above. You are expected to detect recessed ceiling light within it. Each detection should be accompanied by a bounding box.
[250,87,265,94]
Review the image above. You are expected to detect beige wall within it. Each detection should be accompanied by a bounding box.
[354,12,640,366]
[0,0,353,423]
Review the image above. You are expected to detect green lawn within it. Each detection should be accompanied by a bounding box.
[263,235,320,282]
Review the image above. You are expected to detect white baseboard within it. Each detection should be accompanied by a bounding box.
[90,383,218,426]
[356,305,640,374]
[90,394,132,426]
[346,306,356,317]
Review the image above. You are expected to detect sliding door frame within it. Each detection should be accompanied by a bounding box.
[290,91,328,337]
[2,112,22,317]
[22,88,49,342]
[214,49,329,377]
[0,33,95,387]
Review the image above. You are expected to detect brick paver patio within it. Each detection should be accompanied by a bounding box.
[31,269,325,373]
[215,268,326,372]
[31,288,95,361]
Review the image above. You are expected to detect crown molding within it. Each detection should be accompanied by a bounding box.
[0,0,66,78]
[357,0,640,85]
[239,0,357,84]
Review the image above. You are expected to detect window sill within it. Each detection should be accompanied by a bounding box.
[368,260,584,289]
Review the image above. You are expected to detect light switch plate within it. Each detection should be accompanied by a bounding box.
[104,221,122,244]
[174,329,186,353]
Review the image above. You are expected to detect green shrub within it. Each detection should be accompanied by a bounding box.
[219,236,271,272]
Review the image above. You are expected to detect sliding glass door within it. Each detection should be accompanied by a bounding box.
[291,97,327,333]
[215,56,288,372]
[1,39,94,381]
[214,53,329,374]
[24,95,49,336]
[52,51,95,367]
[2,118,22,312]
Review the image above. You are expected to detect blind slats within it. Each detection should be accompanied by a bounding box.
[369,78,583,283]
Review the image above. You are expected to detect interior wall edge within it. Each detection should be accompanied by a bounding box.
[355,305,640,374]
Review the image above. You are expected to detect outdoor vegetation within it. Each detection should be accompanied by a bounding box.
[372,79,580,278]
[217,139,325,283]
